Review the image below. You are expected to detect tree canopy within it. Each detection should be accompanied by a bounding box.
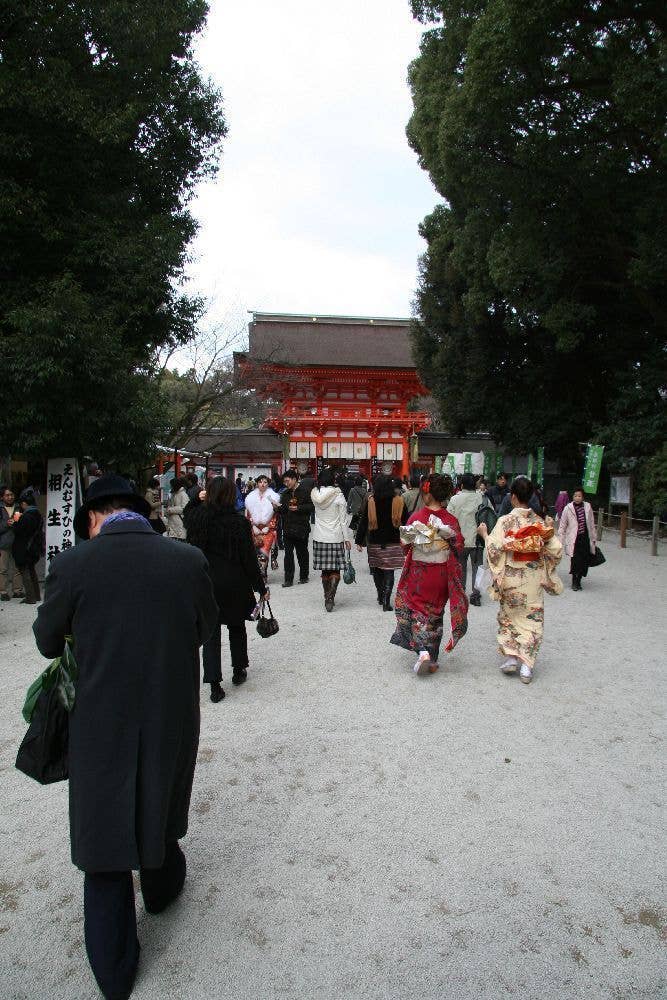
[407,1,666,480]
[0,1,225,463]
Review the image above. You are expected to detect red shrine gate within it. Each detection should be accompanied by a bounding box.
[236,313,431,480]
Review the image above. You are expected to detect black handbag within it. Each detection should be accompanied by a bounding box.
[256,601,279,638]
[588,546,606,567]
[16,684,69,784]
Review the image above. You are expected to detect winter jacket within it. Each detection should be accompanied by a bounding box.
[311,486,351,544]
[557,501,597,558]
[0,504,18,552]
[12,506,43,567]
[280,482,314,540]
[447,489,482,548]
[354,496,408,547]
[185,501,266,622]
[33,518,218,871]
[166,486,189,539]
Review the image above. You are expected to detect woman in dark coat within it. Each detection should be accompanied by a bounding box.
[12,488,43,604]
[355,474,408,611]
[185,476,268,702]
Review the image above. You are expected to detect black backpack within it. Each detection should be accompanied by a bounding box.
[475,498,498,544]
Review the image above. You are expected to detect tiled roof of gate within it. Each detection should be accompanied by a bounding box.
[247,312,415,369]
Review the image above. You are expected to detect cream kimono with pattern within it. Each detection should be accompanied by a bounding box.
[485,507,563,667]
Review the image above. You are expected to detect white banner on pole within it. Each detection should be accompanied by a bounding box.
[46,458,82,567]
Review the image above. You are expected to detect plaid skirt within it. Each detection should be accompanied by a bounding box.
[367,543,405,570]
[312,540,347,571]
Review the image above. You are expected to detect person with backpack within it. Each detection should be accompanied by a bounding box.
[447,473,484,607]
[402,473,422,516]
[12,488,44,604]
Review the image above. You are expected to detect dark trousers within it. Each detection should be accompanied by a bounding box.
[19,562,40,602]
[283,534,309,582]
[459,546,480,593]
[202,617,248,683]
[84,842,185,1000]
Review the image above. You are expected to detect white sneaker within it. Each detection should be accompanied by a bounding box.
[500,657,519,674]
[519,663,533,684]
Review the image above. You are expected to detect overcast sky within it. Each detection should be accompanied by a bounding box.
[186,0,438,340]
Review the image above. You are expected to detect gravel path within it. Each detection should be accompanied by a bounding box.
[1,534,665,1000]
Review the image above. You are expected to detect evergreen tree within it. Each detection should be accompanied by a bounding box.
[407,1,666,472]
[0,1,226,463]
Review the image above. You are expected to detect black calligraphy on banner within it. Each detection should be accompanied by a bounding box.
[46,459,81,566]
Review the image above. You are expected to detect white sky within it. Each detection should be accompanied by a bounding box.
[185,0,438,342]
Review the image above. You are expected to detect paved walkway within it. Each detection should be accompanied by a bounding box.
[1,535,665,1000]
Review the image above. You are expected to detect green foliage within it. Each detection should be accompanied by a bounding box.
[0,1,225,463]
[407,1,666,467]
[634,443,667,518]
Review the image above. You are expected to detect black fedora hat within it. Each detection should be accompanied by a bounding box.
[74,474,153,539]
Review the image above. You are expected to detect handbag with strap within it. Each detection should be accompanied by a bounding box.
[256,600,279,638]
[16,639,77,784]
[343,552,356,584]
[588,546,606,567]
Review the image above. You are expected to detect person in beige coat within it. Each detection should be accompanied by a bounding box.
[557,487,597,591]
[166,477,189,540]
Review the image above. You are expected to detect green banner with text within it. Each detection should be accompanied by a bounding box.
[582,444,604,494]
[536,447,545,486]
[464,453,472,473]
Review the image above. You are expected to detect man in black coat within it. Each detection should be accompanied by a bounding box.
[280,471,314,587]
[32,475,218,1000]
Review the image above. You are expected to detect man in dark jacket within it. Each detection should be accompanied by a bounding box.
[280,470,314,587]
[13,488,43,603]
[32,475,218,1000]
[488,473,509,513]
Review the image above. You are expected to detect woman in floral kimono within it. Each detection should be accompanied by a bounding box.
[390,474,468,676]
[478,475,563,685]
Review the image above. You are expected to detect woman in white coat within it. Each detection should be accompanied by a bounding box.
[166,477,189,540]
[311,467,352,611]
[557,487,597,591]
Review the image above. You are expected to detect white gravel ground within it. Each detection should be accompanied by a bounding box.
[1,533,665,1000]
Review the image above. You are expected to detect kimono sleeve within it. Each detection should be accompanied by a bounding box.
[485,516,507,575]
[33,554,74,660]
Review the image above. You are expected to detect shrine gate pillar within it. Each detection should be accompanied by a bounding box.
[401,438,410,479]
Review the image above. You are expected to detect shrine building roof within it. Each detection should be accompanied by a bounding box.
[245,312,416,369]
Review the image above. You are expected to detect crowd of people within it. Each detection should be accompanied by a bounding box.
[13,464,602,999]
[128,464,599,696]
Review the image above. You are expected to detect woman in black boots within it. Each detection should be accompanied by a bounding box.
[355,474,408,611]
[311,466,352,612]
[185,476,268,702]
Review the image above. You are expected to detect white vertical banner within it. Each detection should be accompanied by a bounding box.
[46,458,82,566]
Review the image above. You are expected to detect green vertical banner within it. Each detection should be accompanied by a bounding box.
[495,453,503,476]
[434,455,443,473]
[447,454,457,478]
[527,453,534,480]
[463,453,472,473]
[536,447,545,486]
[483,452,492,478]
[582,444,604,494]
